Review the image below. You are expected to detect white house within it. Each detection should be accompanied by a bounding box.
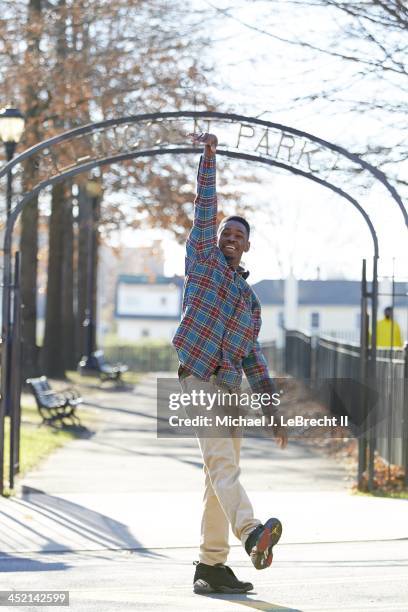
[253,279,407,345]
[115,275,183,341]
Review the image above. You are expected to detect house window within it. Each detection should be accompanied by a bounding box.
[278,311,284,328]
[311,312,320,328]
[141,328,150,337]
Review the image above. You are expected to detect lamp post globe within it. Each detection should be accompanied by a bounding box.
[0,107,25,159]
[0,107,25,218]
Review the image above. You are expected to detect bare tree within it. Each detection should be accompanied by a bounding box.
[206,1,407,184]
[0,0,253,376]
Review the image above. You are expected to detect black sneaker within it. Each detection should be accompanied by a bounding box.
[193,561,254,594]
[245,518,282,570]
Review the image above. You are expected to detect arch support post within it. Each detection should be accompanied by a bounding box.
[358,259,369,488]
[367,255,378,491]
[0,218,15,495]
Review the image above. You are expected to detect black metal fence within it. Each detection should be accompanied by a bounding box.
[284,329,408,474]
[284,331,312,380]
[375,348,407,467]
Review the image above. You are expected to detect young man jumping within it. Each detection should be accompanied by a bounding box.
[172,132,287,594]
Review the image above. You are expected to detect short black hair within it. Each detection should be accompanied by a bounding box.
[219,215,250,237]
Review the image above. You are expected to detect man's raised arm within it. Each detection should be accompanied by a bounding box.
[186,132,218,262]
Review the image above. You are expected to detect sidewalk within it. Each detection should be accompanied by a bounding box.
[0,373,407,611]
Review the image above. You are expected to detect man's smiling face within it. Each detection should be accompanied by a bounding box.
[217,219,250,269]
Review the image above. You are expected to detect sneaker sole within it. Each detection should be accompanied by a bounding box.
[193,579,253,594]
[250,517,282,570]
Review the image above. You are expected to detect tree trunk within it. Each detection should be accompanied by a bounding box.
[76,185,91,360]
[20,183,39,379]
[43,181,76,377]
[42,0,78,376]
[20,0,44,379]
[92,195,101,354]
[42,182,66,377]
[61,191,76,371]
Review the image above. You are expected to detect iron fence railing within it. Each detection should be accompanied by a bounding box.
[285,330,312,380]
[313,337,363,424]
[375,348,406,467]
[284,329,408,474]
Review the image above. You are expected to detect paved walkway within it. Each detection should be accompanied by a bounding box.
[0,373,407,611]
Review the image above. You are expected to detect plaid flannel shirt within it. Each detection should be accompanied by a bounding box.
[172,152,277,403]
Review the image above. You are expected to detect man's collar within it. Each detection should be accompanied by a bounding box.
[237,265,250,280]
[219,248,250,279]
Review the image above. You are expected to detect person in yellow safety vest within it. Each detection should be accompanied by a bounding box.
[376,306,403,348]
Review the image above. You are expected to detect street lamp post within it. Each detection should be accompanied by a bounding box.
[0,107,25,420]
[78,177,103,372]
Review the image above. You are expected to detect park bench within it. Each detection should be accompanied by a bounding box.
[78,349,128,383]
[26,376,82,426]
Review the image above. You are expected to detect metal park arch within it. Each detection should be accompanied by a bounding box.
[0,111,407,494]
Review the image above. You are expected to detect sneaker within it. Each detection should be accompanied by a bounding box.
[245,518,282,570]
[193,561,254,594]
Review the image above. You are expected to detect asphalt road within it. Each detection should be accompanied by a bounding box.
[1,540,407,611]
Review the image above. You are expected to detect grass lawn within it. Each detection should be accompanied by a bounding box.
[354,489,408,500]
[2,391,99,497]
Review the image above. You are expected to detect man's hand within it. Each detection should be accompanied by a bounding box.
[188,132,218,154]
[260,409,288,449]
[273,423,288,449]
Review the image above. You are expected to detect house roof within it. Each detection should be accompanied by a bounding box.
[117,275,407,307]
[252,279,408,307]
[118,274,184,287]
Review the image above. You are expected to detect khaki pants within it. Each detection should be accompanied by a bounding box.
[179,373,261,566]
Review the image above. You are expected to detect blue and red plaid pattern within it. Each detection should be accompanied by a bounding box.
[172,152,276,399]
